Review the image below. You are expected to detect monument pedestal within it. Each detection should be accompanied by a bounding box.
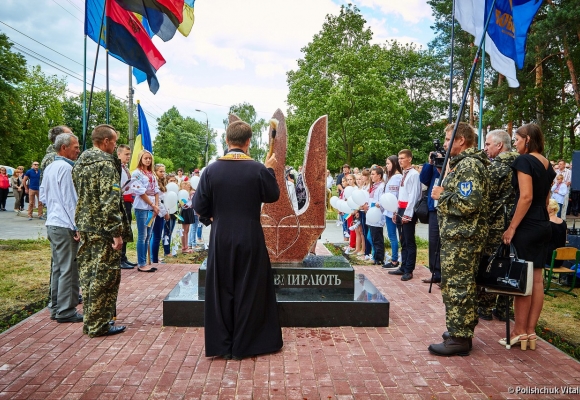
[163,255,389,327]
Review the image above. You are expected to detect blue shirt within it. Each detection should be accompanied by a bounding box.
[25,168,41,190]
[419,163,440,212]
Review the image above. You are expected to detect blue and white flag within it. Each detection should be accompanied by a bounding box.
[455,0,543,88]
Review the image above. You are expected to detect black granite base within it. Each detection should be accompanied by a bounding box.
[163,256,390,327]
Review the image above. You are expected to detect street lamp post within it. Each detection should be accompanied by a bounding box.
[195,109,209,166]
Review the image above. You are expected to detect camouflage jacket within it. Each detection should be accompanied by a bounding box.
[40,144,56,183]
[487,151,518,243]
[72,147,132,241]
[437,148,490,243]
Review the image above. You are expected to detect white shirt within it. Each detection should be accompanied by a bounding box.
[326,175,334,190]
[366,181,385,227]
[286,180,299,212]
[398,168,422,219]
[131,169,160,210]
[39,159,77,230]
[383,173,402,218]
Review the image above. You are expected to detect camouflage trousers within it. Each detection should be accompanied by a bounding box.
[440,239,483,338]
[78,232,121,337]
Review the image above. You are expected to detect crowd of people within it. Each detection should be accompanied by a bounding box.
[23,124,210,338]
[3,118,574,357]
[326,122,567,357]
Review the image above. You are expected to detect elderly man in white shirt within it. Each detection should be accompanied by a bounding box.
[39,133,83,323]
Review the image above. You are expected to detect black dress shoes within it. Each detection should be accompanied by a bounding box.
[422,277,441,284]
[401,272,413,281]
[102,325,126,336]
[388,268,404,275]
[56,313,84,323]
[122,259,138,267]
[120,262,135,269]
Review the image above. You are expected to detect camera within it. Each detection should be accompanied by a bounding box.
[429,139,446,168]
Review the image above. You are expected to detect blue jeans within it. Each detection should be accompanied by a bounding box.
[197,223,203,240]
[188,214,199,246]
[150,215,165,263]
[385,217,399,262]
[163,215,176,255]
[135,209,154,267]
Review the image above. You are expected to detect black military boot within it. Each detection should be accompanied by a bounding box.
[429,336,471,356]
[442,331,472,349]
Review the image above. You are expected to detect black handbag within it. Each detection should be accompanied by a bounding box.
[477,243,533,296]
[413,195,429,224]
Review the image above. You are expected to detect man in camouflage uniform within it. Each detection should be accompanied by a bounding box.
[478,130,518,321]
[429,122,490,356]
[72,124,132,337]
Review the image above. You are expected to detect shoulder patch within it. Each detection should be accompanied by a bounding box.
[458,181,473,197]
[112,183,121,192]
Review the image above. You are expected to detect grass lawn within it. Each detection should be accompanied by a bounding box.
[1,237,578,360]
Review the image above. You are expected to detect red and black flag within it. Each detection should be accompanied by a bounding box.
[115,0,184,41]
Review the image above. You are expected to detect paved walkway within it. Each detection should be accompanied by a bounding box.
[0,240,579,399]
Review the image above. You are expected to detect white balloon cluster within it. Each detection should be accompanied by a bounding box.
[329,187,370,216]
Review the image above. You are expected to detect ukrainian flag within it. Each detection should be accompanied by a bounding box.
[130,102,153,171]
[178,0,195,37]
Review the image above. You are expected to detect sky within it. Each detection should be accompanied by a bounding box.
[0,0,437,150]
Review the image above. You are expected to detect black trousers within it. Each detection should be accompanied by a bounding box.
[428,211,441,280]
[369,226,385,263]
[0,188,8,209]
[121,201,133,262]
[398,217,417,274]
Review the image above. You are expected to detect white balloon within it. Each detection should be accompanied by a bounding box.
[352,189,367,206]
[178,190,190,202]
[336,200,348,214]
[366,207,383,224]
[330,196,339,209]
[347,196,358,210]
[165,191,178,214]
[166,182,179,194]
[343,186,354,199]
[379,193,398,212]
[190,175,200,189]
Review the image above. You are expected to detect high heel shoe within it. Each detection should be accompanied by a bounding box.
[498,334,528,349]
[527,333,537,351]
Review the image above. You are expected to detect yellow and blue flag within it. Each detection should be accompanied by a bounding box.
[178,0,195,37]
[130,102,154,171]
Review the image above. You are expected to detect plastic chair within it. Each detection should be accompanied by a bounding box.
[544,247,579,298]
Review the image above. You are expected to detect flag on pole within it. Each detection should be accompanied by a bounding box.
[115,0,184,42]
[84,0,166,94]
[178,0,195,37]
[455,0,543,88]
[130,102,154,171]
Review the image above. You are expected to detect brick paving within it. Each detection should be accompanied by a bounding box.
[1,243,579,399]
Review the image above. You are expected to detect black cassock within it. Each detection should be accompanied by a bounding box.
[193,149,283,358]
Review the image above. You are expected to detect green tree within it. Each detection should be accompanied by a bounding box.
[62,90,134,148]
[222,102,267,160]
[0,33,27,167]
[286,4,411,170]
[153,106,217,172]
[19,65,66,165]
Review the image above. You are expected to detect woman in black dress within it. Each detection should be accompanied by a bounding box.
[501,123,556,350]
[546,198,567,267]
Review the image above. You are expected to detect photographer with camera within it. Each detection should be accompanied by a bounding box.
[418,139,445,284]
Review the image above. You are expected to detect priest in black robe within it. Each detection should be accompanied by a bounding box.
[193,120,283,360]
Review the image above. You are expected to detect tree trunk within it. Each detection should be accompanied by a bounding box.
[563,36,580,110]
[535,48,544,128]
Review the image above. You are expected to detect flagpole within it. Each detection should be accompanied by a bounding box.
[106,49,110,124]
[82,34,87,150]
[448,0,456,124]
[439,0,497,183]
[128,66,134,150]
[85,0,107,150]
[478,39,485,149]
